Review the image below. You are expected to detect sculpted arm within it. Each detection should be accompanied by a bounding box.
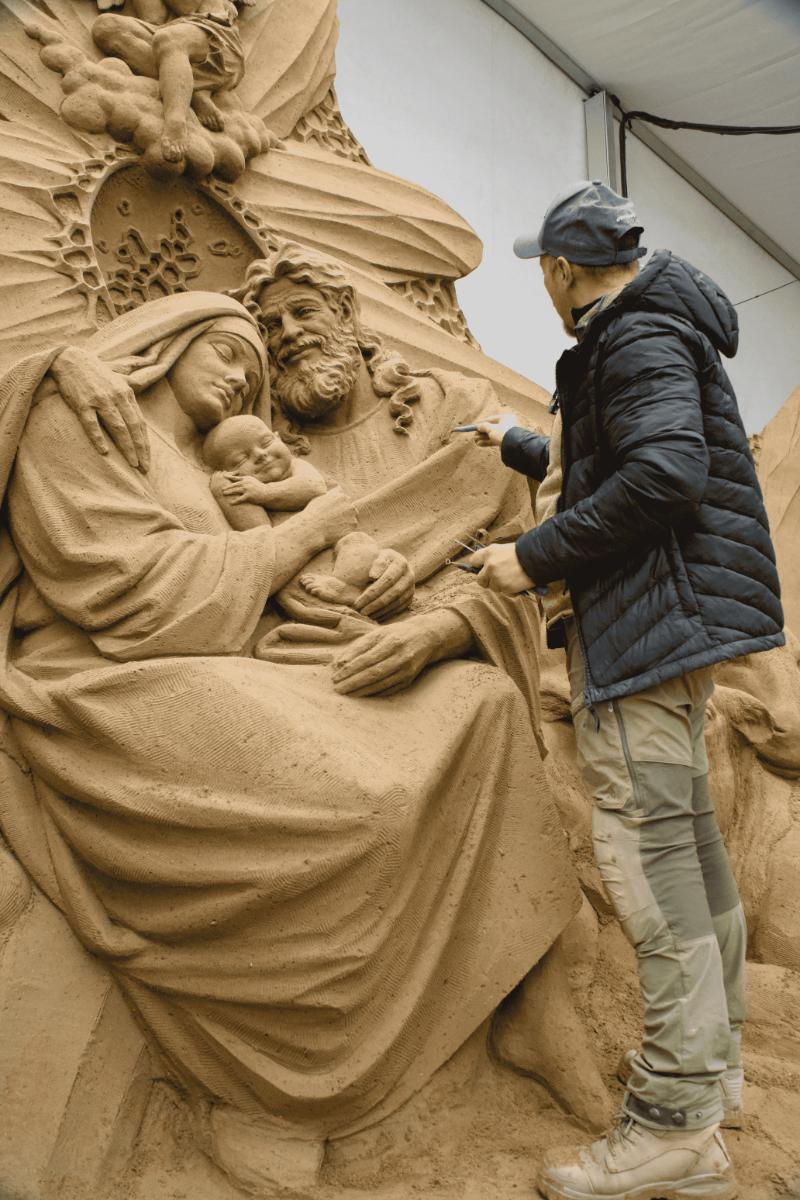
[48,347,150,472]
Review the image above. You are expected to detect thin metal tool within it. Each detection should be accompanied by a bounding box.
[449,536,548,597]
[445,560,482,574]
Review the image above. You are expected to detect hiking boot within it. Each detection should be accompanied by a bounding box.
[616,1050,744,1130]
[537,1116,737,1200]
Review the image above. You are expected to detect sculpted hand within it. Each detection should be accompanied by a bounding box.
[276,578,355,627]
[255,614,373,665]
[331,617,439,697]
[221,473,267,505]
[473,411,522,448]
[469,543,536,595]
[50,347,150,472]
[353,549,415,619]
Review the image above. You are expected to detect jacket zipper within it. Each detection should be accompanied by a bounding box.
[554,356,601,729]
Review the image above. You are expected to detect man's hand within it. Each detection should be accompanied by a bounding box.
[473,411,522,448]
[50,348,150,472]
[331,617,439,697]
[468,543,536,595]
[353,549,415,620]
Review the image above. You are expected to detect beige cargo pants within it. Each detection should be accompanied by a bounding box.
[564,619,746,1131]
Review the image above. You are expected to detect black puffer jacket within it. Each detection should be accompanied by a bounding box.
[506,250,784,705]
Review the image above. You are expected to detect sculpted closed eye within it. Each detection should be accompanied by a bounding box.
[212,341,234,363]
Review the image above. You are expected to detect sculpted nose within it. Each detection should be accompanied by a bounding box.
[280,312,302,341]
[225,362,247,388]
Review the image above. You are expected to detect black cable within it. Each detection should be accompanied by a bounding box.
[618,112,629,196]
[733,278,800,308]
[608,93,800,197]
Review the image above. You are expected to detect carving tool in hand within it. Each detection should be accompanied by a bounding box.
[451,536,549,596]
[445,559,481,574]
[451,423,479,433]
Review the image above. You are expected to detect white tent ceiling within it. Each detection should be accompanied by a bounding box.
[499,0,800,272]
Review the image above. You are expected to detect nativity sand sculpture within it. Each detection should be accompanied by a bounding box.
[0,2,800,1199]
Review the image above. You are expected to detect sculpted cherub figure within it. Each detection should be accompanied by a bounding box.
[93,0,254,162]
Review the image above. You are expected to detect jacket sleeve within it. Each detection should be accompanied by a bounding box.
[500,427,551,480]
[515,323,709,584]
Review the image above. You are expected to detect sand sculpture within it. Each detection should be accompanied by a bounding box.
[0,2,799,1199]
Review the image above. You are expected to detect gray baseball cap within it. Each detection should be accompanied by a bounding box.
[514,180,646,266]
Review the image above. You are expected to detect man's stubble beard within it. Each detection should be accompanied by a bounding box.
[272,325,363,424]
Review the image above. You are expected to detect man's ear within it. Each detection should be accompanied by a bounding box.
[554,256,573,288]
[337,288,357,328]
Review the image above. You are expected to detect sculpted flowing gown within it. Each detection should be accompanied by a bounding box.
[0,294,578,1138]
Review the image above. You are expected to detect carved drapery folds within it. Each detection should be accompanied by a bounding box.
[1,0,485,351]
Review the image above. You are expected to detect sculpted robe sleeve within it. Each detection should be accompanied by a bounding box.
[9,396,277,661]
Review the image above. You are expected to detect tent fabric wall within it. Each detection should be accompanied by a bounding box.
[335,0,800,432]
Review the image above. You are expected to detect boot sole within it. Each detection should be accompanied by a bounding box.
[538,1170,738,1200]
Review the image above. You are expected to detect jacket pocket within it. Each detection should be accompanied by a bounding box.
[666,530,701,620]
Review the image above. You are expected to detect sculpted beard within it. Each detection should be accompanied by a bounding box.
[272,325,362,422]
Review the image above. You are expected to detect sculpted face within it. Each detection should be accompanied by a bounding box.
[257,278,362,423]
[168,332,262,432]
[208,417,293,482]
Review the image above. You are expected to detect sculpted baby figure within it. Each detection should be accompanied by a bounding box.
[203,414,327,525]
[204,415,381,610]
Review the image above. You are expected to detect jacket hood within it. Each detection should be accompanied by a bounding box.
[606,250,739,358]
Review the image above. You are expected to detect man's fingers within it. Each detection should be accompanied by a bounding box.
[115,392,150,473]
[367,550,395,581]
[330,632,383,673]
[77,410,109,457]
[332,656,405,694]
[331,640,391,681]
[379,599,410,620]
[359,577,413,617]
[354,564,404,611]
[98,406,139,469]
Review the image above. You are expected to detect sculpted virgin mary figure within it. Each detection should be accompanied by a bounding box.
[0,290,578,1190]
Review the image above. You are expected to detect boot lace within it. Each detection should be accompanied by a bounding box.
[604,1115,642,1155]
